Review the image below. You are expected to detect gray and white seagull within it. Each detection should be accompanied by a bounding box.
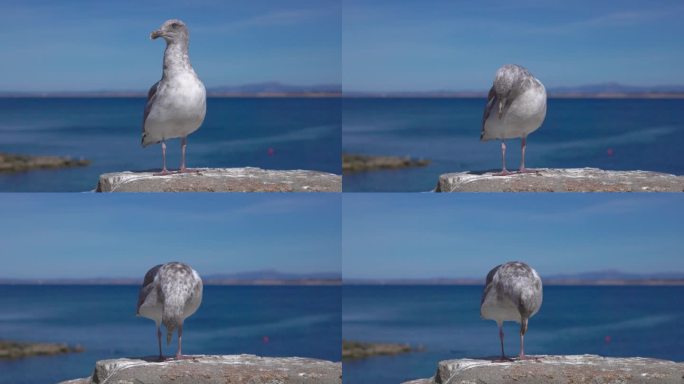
[480,261,542,360]
[481,64,547,175]
[136,262,203,360]
[143,19,206,175]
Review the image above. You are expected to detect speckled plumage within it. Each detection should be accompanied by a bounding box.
[480,64,547,174]
[480,261,542,359]
[142,19,206,174]
[136,262,203,359]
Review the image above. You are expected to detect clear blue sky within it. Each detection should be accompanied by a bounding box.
[0,194,340,278]
[343,194,684,279]
[343,0,684,92]
[0,0,340,91]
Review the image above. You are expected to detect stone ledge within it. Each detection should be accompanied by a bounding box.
[436,168,684,192]
[96,168,342,192]
[59,354,341,384]
[403,355,684,384]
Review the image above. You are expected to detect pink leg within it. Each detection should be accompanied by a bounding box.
[494,325,512,362]
[157,326,164,361]
[178,137,199,174]
[154,141,171,176]
[494,141,511,176]
[518,137,537,173]
[174,323,193,359]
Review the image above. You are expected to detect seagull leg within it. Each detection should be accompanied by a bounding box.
[499,325,506,359]
[157,325,164,361]
[493,324,513,362]
[178,137,199,174]
[176,323,183,358]
[494,141,511,176]
[174,323,193,359]
[518,318,535,360]
[518,136,537,174]
[154,141,171,176]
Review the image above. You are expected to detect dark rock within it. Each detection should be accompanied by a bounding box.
[96,168,341,192]
[343,154,430,172]
[0,153,89,173]
[342,340,421,360]
[0,340,84,359]
[437,168,684,192]
[59,354,341,384]
[403,355,684,384]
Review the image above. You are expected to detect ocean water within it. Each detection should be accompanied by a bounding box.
[343,285,684,384]
[342,98,684,191]
[0,285,341,384]
[0,97,341,192]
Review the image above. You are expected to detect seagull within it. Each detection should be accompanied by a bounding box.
[481,64,547,175]
[480,261,543,360]
[136,262,203,360]
[143,19,206,175]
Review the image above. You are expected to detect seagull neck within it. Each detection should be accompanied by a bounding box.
[162,41,192,77]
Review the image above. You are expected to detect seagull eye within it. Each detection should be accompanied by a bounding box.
[170,22,180,28]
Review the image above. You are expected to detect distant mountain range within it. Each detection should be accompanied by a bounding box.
[207,82,341,95]
[0,269,341,286]
[345,83,684,98]
[345,270,684,286]
[2,82,683,98]
[0,82,342,98]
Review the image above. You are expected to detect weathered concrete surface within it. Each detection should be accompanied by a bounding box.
[436,168,684,192]
[59,354,342,384]
[96,168,341,192]
[403,355,684,384]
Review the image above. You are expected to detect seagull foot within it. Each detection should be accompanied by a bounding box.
[517,168,539,174]
[177,168,200,174]
[517,354,540,361]
[493,169,513,176]
[154,169,173,176]
[493,356,514,363]
[173,354,196,360]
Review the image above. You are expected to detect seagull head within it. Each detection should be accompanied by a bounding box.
[151,19,189,43]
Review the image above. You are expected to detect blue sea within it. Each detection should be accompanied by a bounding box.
[0,285,341,384]
[343,285,684,384]
[0,97,341,192]
[342,98,684,191]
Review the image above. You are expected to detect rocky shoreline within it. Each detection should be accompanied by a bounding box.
[0,340,84,359]
[343,154,430,172]
[0,153,89,172]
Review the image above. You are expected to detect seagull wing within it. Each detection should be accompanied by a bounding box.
[136,264,163,314]
[481,264,501,306]
[480,86,497,140]
[141,81,159,145]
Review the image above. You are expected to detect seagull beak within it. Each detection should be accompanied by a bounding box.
[150,30,163,40]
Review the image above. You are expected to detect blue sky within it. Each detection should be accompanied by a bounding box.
[343,194,684,279]
[0,194,340,278]
[343,0,684,91]
[0,0,340,91]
